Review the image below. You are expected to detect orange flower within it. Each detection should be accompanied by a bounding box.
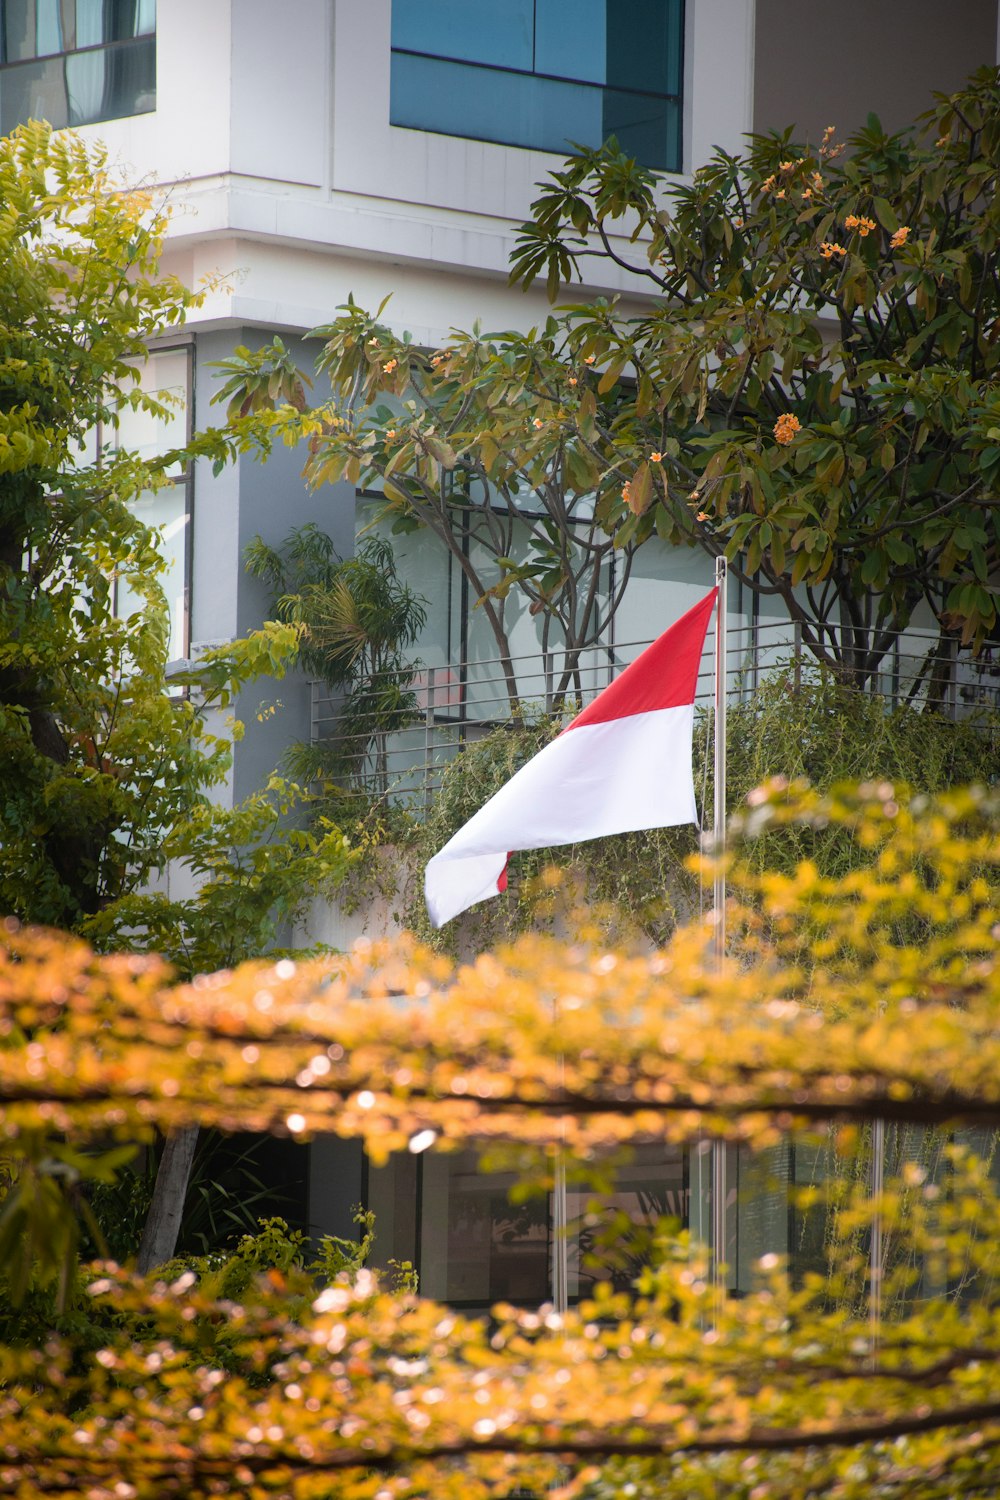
[383,358,398,373]
[773,413,801,446]
[651,450,663,463]
[820,241,847,260]
[801,188,812,200]
[733,216,744,228]
[621,481,632,504]
[845,214,876,238]
[385,429,396,441]
[533,417,544,429]
[568,377,578,386]
[696,511,709,522]
[584,354,596,365]
[890,225,910,249]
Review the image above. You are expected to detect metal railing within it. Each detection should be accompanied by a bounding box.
[309,618,1000,811]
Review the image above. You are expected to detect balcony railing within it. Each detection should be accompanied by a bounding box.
[309,618,1000,810]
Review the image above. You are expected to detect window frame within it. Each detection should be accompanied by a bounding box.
[388,1,685,171]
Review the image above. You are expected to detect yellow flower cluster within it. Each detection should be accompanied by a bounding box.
[819,125,844,161]
[820,242,847,260]
[845,214,876,237]
[773,413,801,446]
[759,158,816,204]
[890,225,910,249]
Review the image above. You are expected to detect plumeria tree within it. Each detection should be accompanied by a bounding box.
[215,72,1000,702]
[2,781,1000,1496]
[505,68,1000,690]
[212,303,644,713]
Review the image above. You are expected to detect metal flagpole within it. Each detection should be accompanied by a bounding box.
[552,1151,568,1314]
[552,1038,569,1315]
[870,1116,885,1353]
[711,556,728,1293]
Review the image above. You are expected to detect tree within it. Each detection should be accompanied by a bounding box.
[2,781,1000,1496]
[212,304,644,713]
[503,69,1000,692]
[0,122,355,1268]
[0,120,355,956]
[245,525,427,802]
[208,72,1000,703]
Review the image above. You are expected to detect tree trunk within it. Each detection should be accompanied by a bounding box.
[135,1127,199,1273]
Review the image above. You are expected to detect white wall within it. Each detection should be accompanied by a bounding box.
[72,0,756,336]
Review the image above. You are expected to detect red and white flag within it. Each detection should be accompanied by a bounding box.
[424,588,718,928]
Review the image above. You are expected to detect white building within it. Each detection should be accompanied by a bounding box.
[6,0,997,1298]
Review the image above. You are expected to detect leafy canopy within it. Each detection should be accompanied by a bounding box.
[3,782,1000,1495]
[506,69,1000,684]
[0,122,354,957]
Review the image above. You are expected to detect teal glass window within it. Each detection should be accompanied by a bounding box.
[0,0,155,133]
[390,0,683,172]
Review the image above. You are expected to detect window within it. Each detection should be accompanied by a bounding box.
[415,1144,689,1309]
[390,0,684,172]
[108,346,191,662]
[0,0,155,133]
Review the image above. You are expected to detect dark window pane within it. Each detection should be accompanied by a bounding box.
[106,0,143,43]
[419,1150,550,1307]
[535,0,606,86]
[0,50,67,126]
[66,34,154,122]
[603,86,680,171]
[391,52,601,156]
[392,0,533,73]
[605,0,683,98]
[389,0,683,170]
[3,0,36,62]
[0,34,153,130]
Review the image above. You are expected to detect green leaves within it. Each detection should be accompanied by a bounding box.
[500,76,1000,677]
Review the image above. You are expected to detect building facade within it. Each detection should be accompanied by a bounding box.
[7,0,998,1297]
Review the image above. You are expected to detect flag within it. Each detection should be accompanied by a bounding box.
[424,588,718,928]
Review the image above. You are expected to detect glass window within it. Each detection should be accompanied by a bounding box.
[115,348,188,472]
[111,346,191,661]
[115,483,188,659]
[418,1145,688,1309]
[35,0,61,56]
[2,0,35,62]
[392,0,533,73]
[0,0,155,130]
[390,0,684,172]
